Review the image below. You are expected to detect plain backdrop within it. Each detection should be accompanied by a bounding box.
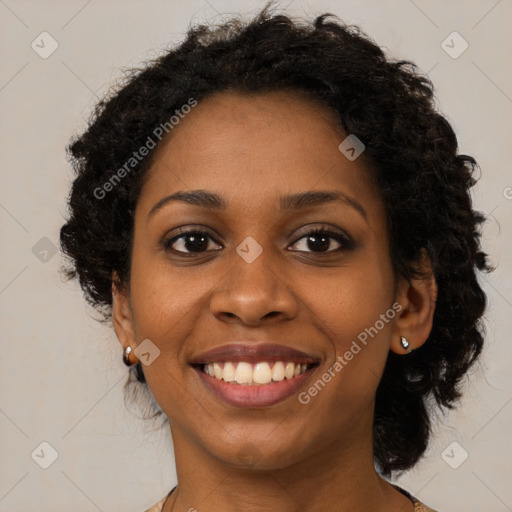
[1,1,511,511]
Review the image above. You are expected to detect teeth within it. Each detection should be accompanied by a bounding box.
[222,362,236,382]
[213,362,223,380]
[235,362,253,384]
[272,361,285,381]
[202,361,311,385]
[253,362,272,384]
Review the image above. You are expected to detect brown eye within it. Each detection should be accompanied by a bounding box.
[164,230,222,254]
[289,228,354,253]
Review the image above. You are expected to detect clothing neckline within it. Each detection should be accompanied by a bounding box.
[160,486,176,511]
[158,484,423,511]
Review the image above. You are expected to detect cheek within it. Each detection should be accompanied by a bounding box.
[307,261,394,343]
[302,261,394,400]
[128,238,228,377]
[129,262,207,345]
[127,256,209,409]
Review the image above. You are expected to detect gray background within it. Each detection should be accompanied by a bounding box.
[0,0,511,511]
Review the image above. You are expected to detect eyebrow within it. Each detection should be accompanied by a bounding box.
[147,189,367,221]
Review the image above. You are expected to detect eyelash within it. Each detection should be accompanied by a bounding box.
[162,225,354,256]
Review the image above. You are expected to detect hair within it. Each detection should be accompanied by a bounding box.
[59,2,491,477]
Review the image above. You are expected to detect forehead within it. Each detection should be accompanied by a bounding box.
[137,90,381,217]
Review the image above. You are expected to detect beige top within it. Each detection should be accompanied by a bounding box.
[142,485,438,511]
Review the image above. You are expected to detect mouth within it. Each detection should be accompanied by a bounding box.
[192,360,319,385]
[191,361,319,407]
[189,343,321,407]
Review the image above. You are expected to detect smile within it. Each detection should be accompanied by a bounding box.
[201,361,314,385]
[193,361,319,407]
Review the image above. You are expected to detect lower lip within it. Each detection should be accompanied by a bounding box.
[193,365,318,407]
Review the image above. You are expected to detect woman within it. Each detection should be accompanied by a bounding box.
[59,4,490,511]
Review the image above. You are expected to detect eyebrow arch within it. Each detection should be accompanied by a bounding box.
[148,190,227,220]
[279,190,367,221]
[147,189,367,221]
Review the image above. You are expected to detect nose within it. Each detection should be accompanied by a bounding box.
[209,246,299,326]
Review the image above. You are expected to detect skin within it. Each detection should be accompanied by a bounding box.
[113,90,437,512]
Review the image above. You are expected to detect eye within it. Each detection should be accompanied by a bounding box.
[289,227,353,253]
[163,229,222,255]
[162,225,354,256]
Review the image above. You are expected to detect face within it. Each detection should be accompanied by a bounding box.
[115,90,403,470]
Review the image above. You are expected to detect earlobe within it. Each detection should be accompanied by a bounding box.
[390,252,437,355]
[112,272,137,353]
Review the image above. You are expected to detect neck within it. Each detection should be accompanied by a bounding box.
[162,407,413,512]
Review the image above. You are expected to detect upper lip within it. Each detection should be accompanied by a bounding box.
[189,343,321,365]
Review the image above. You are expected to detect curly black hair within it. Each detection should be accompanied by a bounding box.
[59,3,491,477]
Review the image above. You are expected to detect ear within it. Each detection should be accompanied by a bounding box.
[112,271,137,352]
[390,250,437,354]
